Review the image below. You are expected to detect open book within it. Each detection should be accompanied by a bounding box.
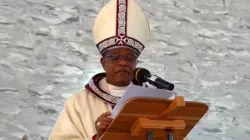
[110,85,176,118]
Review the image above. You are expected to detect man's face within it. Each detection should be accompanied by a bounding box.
[101,47,138,86]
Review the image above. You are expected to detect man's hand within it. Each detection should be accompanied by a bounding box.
[95,111,113,140]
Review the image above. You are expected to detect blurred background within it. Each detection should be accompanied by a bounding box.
[0,0,250,139]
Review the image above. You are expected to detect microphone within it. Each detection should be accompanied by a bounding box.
[133,67,174,91]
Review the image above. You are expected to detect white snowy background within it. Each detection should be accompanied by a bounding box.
[0,0,250,139]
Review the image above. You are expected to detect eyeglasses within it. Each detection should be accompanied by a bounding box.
[104,53,138,63]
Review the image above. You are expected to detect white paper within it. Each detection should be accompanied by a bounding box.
[110,84,176,118]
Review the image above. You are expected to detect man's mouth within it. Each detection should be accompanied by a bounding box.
[116,70,129,74]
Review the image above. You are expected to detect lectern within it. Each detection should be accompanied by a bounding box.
[99,96,208,140]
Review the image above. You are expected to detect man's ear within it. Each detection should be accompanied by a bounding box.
[100,57,105,70]
[133,60,138,68]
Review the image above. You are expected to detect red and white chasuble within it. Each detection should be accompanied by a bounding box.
[49,73,145,140]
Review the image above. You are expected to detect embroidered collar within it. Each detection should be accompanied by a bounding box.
[85,73,144,106]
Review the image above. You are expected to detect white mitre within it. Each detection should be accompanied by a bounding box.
[92,0,150,56]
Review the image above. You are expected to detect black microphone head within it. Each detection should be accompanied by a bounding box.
[169,84,174,91]
[133,67,151,83]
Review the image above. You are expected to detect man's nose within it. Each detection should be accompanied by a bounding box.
[118,58,128,65]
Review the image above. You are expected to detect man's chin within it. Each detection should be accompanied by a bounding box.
[113,79,131,87]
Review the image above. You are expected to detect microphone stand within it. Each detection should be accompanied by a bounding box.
[144,75,175,140]
[144,75,174,91]
[147,131,174,140]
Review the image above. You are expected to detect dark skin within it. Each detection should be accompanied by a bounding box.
[95,47,138,139]
[101,47,138,86]
[95,112,113,139]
